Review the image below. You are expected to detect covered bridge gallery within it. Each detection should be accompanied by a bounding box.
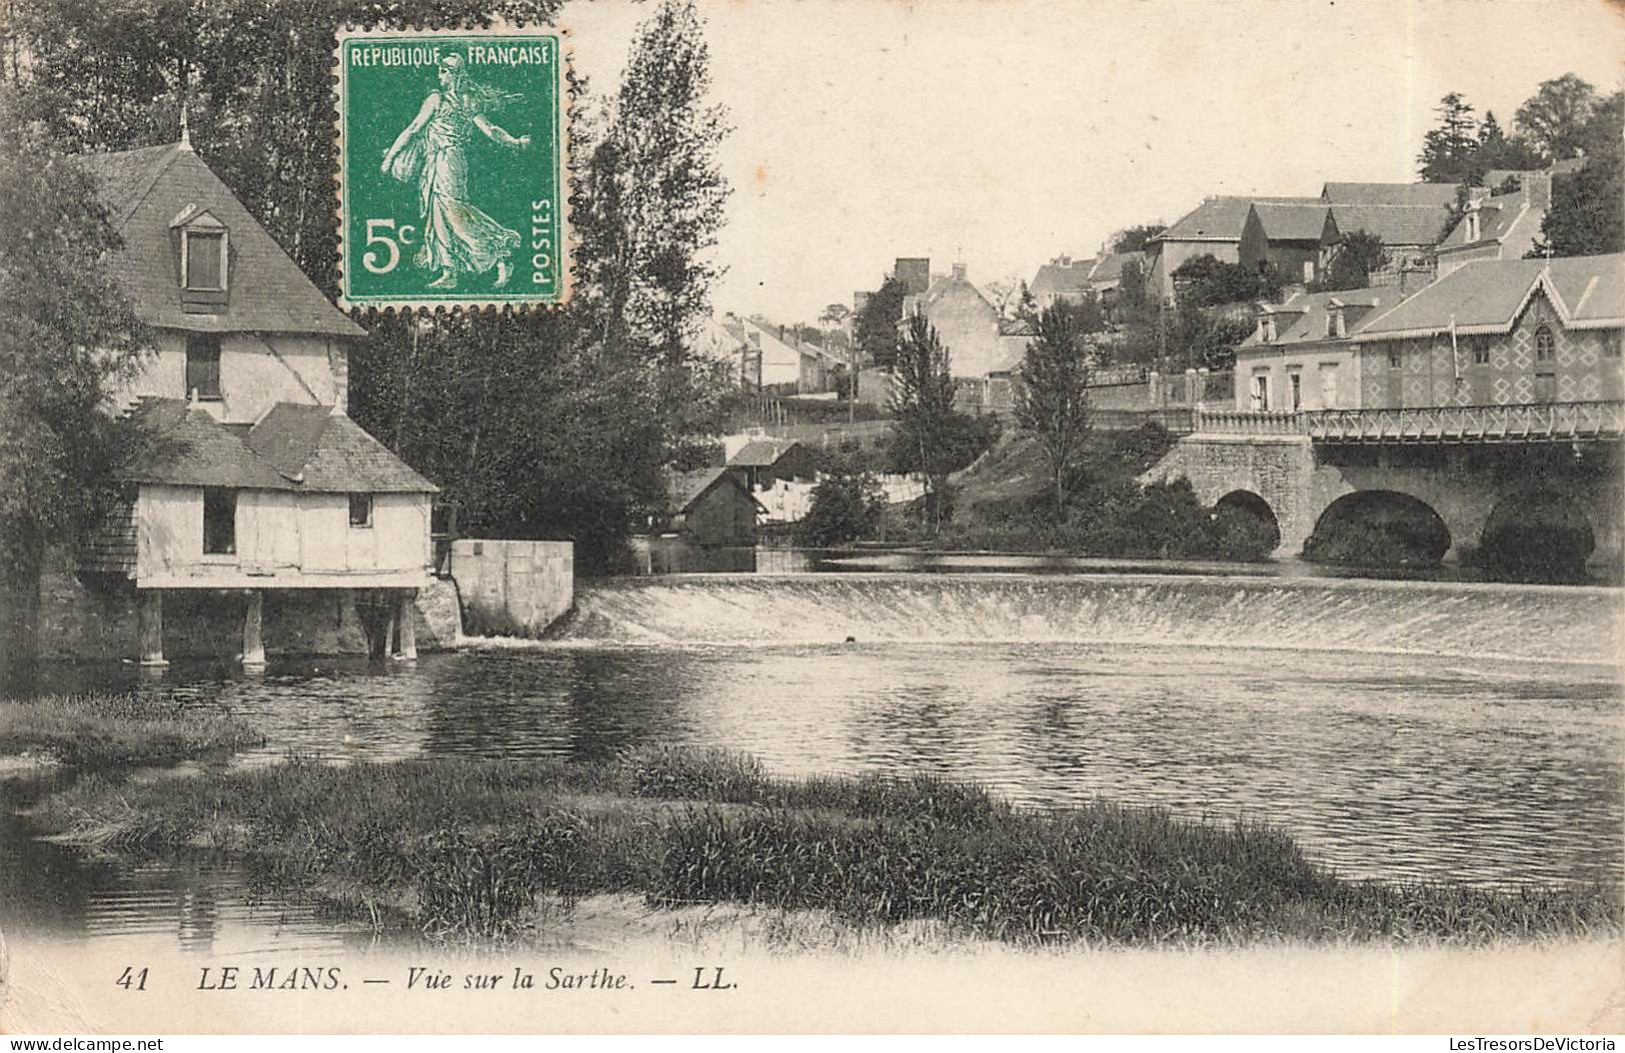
[68,134,440,665]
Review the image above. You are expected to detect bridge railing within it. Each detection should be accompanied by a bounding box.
[1192,401,1625,442]
[1303,401,1625,442]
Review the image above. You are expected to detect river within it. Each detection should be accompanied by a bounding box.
[1,571,1620,951]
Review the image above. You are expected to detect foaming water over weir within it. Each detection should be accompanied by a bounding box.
[551,572,1623,665]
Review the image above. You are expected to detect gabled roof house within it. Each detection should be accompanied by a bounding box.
[74,136,438,665]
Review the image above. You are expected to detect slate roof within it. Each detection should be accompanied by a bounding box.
[668,467,764,514]
[728,439,805,468]
[1328,203,1453,247]
[1030,259,1095,299]
[246,403,438,493]
[1320,182,1464,208]
[1158,196,1321,242]
[1238,286,1394,349]
[1436,191,1532,251]
[1088,251,1140,285]
[77,142,364,338]
[1248,201,1332,242]
[1350,254,1625,340]
[121,398,294,490]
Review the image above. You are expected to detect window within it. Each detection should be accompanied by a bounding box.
[1287,371,1303,411]
[1535,325,1555,362]
[349,493,373,528]
[1471,339,1491,366]
[1301,260,1314,283]
[1319,364,1340,408]
[185,333,221,399]
[1534,373,1557,403]
[1388,348,1402,370]
[185,230,225,290]
[1605,333,1622,359]
[202,488,236,556]
[1251,373,1269,411]
[171,206,229,312]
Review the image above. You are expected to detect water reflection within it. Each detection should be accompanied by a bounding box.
[6,636,1621,949]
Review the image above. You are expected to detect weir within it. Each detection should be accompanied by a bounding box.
[551,572,1623,665]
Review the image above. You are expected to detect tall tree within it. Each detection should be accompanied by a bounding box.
[1475,110,1542,175]
[1418,92,1480,183]
[1515,73,1598,161]
[854,274,907,368]
[0,98,154,688]
[888,313,958,530]
[1015,304,1094,515]
[576,0,730,366]
[1530,88,1623,258]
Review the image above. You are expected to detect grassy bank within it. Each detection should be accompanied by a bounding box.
[0,692,262,768]
[31,747,1620,946]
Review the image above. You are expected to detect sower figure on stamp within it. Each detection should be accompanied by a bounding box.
[381,53,527,289]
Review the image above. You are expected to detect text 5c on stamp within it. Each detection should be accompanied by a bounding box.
[335,26,568,311]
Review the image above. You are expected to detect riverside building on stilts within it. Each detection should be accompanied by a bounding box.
[65,134,438,667]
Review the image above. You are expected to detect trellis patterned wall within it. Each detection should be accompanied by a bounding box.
[1358,289,1623,409]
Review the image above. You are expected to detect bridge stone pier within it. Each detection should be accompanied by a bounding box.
[1145,419,1625,570]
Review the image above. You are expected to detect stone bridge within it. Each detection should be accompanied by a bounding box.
[1144,403,1625,569]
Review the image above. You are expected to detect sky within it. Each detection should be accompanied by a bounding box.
[559,0,1625,324]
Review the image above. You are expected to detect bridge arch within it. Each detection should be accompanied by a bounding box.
[1304,490,1452,567]
[1211,489,1282,555]
[1477,489,1596,581]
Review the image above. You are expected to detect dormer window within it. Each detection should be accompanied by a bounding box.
[171,205,230,312]
[1260,314,1276,343]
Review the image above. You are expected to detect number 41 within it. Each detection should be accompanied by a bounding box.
[117,966,149,991]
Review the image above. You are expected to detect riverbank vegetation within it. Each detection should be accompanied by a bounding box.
[852,425,1279,561]
[0,692,261,768]
[30,747,1620,946]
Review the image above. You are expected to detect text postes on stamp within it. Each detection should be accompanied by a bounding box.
[336,27,567,311]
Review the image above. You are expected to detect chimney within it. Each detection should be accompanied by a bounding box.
[1464,201,1481,243]
[1525,171,1552,210]
[952,262,967,281]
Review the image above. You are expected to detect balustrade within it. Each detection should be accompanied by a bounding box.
[1192,401,1625,442]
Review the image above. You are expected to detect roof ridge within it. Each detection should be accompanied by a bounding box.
[112,142,183,232]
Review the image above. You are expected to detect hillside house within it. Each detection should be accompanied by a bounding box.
[1239,202,1337,285]
[1318,181,1466,289]
[1029,255,1095,311]
[1435,174,1552,279]
[1147,195,1323,301]
[1087,251,1143,317]
[1233,286,1396,412]
[1346,254,1623,409]
[722,316,836,394]
[904,262,1032,380]
[726,438,819,491]
[74,136,437,666]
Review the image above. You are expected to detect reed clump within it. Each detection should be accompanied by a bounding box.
[29,747,1622,946]
[0,692,262,768]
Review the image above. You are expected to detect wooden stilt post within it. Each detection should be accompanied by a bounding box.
[242,590,266,667]
[395,590,417,661]
[383,597,397,658]
[138,590,167,667]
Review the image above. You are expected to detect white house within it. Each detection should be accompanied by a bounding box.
[76,135,438,666]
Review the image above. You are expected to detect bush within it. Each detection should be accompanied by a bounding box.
[795,458,886,546]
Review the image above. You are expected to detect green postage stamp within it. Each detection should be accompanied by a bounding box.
[335,26,568,310]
